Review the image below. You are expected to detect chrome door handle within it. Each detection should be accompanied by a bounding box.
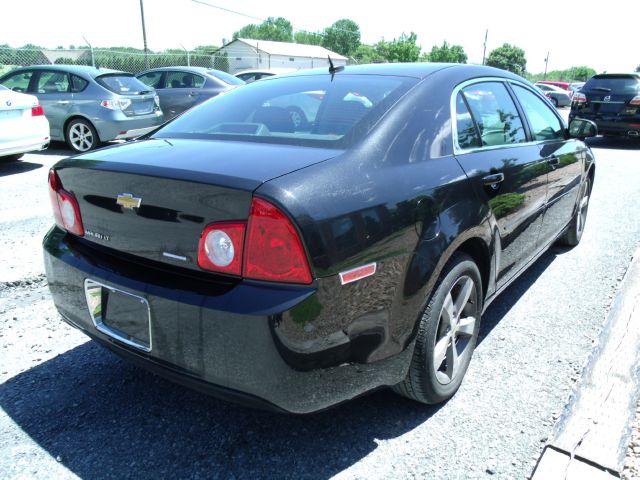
[482,173,505,187]
[57,100,70,104]
[547,156,560,167]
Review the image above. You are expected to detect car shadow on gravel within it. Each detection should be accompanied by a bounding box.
[0,340,443,479]
[0,160,43,177]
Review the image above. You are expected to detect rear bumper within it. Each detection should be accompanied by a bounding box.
[569,112,640,136]
[0,117,50,157]
[93,110,164,142]
[43,227,411,413]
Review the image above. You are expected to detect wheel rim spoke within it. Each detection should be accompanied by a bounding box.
[433,335,449,372]
[457,316,476,336]
[445,339,459,380]
[454,277,474,315]
[441,292,455,329]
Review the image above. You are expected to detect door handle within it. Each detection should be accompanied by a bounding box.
[482,173,505,187]
[57,100,70,104]
[188,91,197,97]
[547,156,560,167]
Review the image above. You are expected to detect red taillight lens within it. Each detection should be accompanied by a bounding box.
[244,198,312,284]
[48,169,84,236]
[630,96,640,106]
[196,198,313,284]
[197,222,246,276]
[31,103,45,116]
[573,92,587,104]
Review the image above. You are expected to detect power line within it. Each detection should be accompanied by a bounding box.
[191,0,358,38]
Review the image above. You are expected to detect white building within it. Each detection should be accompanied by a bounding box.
[215,38,348,74]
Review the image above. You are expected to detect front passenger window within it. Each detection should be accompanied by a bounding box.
[462,82,526,147]
[512,85,564,141]
[1,71,33,92]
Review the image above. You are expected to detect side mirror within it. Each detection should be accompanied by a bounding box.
[568,118,597,139]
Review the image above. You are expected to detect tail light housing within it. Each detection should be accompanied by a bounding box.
[197,197,313,284]
[572,92,587,105]
[31,103,45,116]
[630,96,640,106]
[48,169,84,236]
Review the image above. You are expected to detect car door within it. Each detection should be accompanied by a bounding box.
[161,71,205,119]
[32,70,73,139]
[511,84,584,248]
[0,69,35,94]
[453,81,549,287]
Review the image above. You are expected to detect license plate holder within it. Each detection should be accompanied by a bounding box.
[84,279,151,352]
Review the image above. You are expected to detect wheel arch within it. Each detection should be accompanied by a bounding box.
[63,115,101,143]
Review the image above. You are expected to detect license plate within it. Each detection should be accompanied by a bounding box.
[84,279,151,351]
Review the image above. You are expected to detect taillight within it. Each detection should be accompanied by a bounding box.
[100,98,132,111]
[572,92,587,105]
[196,197,313,284]
[31,103,45,116]
[244,198,312,284]
[630,96,640,106]
[48,169,84,236]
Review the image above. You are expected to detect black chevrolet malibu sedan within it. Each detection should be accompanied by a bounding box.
[43,63,596,414]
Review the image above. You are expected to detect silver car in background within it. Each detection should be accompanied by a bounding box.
[136,66,244,121]
[0,65,164,152]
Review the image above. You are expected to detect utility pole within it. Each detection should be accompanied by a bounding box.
[180,43,190,66]
[482,29,488,65]
[139,0,150,69]
[543,51,549,80]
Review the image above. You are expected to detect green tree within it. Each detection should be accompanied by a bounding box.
[294,31,323,46]
[322,19,361,57]
[353,44,386,64]
[424,41,467,63]
[379,32,420,63]
[486,43,527,75]
[233,17,293,42]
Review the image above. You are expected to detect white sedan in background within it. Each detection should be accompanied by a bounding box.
[0,85,50,161]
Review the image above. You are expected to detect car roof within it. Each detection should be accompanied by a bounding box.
[265,63,523,81]
[5,64,127,78]
[137,66,213,75]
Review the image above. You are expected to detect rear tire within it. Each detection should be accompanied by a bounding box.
[393,253,482,404]
[66,118,99,153]
[0,153,24,162]
[558,177,591,247]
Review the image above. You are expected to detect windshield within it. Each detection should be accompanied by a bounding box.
[583,75,640,94]
[154,74,418,148]
[96,74,152,95]
[208,70,245,86]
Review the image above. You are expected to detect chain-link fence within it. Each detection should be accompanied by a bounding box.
[0,46,232,76]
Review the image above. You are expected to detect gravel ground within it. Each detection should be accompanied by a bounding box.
[1,136,639,479]
[623,402,640,479]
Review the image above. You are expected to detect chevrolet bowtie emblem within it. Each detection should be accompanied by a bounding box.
[116,193,142,209]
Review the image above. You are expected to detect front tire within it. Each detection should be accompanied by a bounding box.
[66,118,99,153]
[558,177,591,247]
[394,253,482,404]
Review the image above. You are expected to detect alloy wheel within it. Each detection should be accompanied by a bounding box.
[433,275,478,385]
[69,123,95,152]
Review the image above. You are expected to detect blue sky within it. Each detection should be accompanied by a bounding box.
[2,0,638,74]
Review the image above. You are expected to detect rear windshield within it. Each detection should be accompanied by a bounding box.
[583,75,640,94]
[153,74,418,148]
[208,70,245,86]
[96,74,152,94]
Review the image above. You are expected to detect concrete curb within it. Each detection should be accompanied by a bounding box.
[532,247,640,479]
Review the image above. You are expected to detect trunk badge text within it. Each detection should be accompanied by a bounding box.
[85,230,110,241]
[116,193,142,209]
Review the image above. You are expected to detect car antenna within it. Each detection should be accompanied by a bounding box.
[328,55,344,80]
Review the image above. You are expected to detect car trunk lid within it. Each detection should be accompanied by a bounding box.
[53,138,340,272]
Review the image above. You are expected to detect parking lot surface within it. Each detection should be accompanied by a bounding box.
[1,134,639,479]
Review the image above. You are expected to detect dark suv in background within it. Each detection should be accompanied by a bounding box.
[570,73,640,138]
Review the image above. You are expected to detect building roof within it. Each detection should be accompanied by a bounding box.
[41,49,91,65]
[222,39,348,61]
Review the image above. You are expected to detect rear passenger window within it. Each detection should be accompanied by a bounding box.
[37,71,70,93]
[512,85,564,141]
[462,82,526,147]
[455,93,481,149]
[166,72,205,89]
[71,75,88,93]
